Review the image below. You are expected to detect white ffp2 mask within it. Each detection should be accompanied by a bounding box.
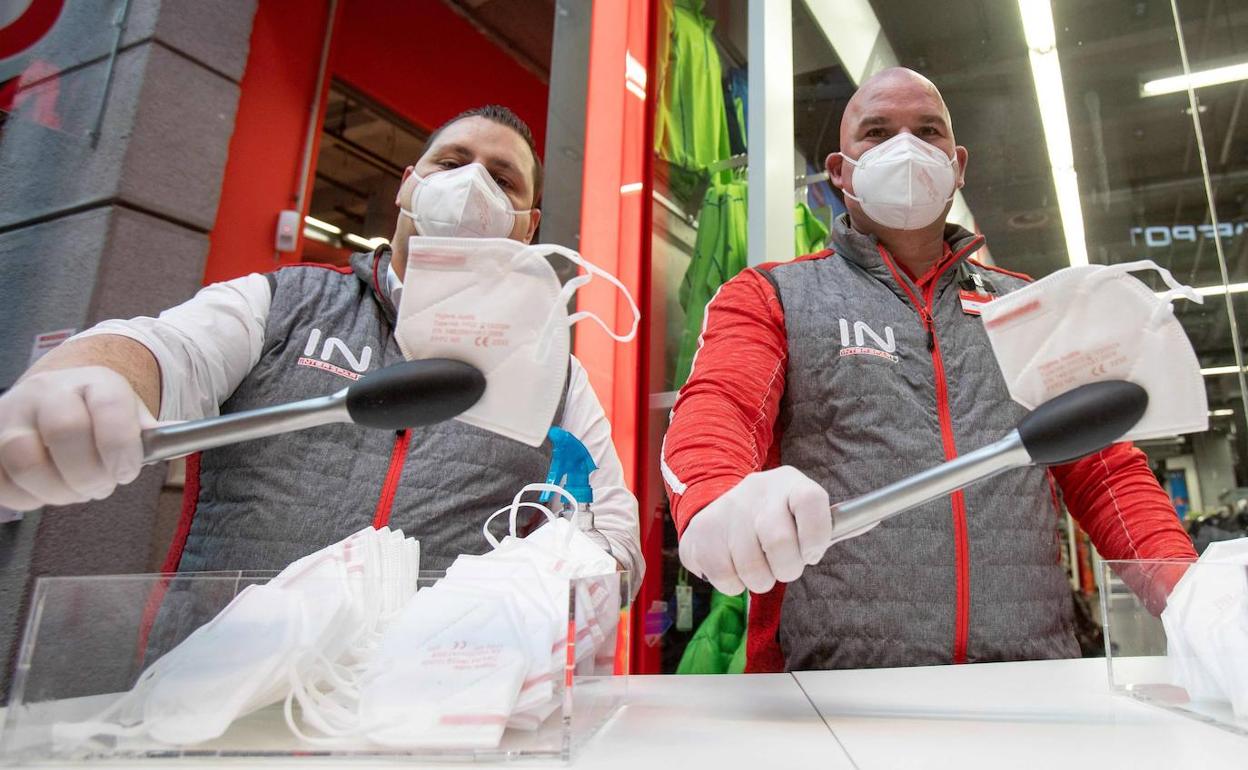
[842,132,957,230]
[1160,538,1248,716]
[397,238,639,446]
[357,588,529,749]
[980,260,1207,442]
[402,162,524,239]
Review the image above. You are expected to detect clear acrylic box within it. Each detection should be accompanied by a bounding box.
[0,569,631,764]
[1099,558,1247,736]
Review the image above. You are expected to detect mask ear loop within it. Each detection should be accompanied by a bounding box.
[517,244,641,344]
[483,483,583,549]
[1099,259,1203,305]
[515,482,581,550]
[531,271,590,362]
[484,501,560,549]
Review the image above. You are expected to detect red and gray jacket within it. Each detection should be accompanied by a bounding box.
[661,215,1196,672]
[163,248,561,576]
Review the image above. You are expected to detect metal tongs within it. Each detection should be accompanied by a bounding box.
[140,359,486,463]
[829,380,1149,537]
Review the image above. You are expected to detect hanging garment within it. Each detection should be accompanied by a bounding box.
[654,0,732,172]
[723,66,749,157]
[674,178,749,387]
[676,590,747,674]
[794,201,830,256]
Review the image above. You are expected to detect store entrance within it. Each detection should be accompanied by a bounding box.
[301,83,428,264]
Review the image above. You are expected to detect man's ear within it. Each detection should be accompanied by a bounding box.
[395,166,415,206]
[827,152,846,190]
[523,209,542,243]
[954,146,969,189]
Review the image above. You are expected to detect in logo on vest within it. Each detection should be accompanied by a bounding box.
[297,328,373,380]
[838,319,899,363]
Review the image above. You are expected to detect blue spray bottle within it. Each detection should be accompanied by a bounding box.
[540,427,597,533]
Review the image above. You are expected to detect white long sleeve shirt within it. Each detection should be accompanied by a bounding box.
[76,267,644,586]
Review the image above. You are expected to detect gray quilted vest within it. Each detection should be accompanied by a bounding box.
[171,247,561,574]
[763,216,1077,670]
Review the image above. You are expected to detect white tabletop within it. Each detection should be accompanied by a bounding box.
[0,673,851,769]
[6,661,1245,767]
[794,657,1245,769]
[574,673,853,769]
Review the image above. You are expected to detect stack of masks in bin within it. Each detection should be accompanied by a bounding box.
[1160,538,1248,717]
[54,483,621,751]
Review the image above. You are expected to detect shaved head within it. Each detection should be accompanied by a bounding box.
[839,67,953,149]
[826,66,968,240]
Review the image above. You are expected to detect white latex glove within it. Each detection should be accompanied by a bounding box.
[678,466,838,595]
[0,366,153,511]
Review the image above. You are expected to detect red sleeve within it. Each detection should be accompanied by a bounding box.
[661,268,787,534]
[1052,442,1195,561]
[1052,442,1196,613]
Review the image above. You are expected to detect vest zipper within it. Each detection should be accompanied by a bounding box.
[372,430,411,528]
[876,241,979,664]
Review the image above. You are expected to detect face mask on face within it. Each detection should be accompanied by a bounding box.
[401,162,525,239]
[841,132,957,230]
[979,260,1207,442]
[397,238,640,446]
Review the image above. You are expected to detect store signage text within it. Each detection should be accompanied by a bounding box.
[1130,222,1248,248]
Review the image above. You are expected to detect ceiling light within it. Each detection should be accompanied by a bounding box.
[302,226,331,244]
[304,216,342,235]
[1017,0,1088,267]
[1155,282,1248,298]
[1017,0,1056,50]
[1202,365,1244,376]
[344,233,373,250]
[368,236,389,249]
[1210,408,1235,417]
[1194,282,1248,297]
[1141,61,1248,98]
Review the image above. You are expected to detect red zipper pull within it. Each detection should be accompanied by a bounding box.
[921,309,935,351]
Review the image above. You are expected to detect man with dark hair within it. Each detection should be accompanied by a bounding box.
[0,105,643,583]
[427,105,544,204]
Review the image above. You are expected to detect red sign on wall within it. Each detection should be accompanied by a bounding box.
[0,0,64,79]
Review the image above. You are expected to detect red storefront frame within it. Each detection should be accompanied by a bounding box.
[575,0,660,674]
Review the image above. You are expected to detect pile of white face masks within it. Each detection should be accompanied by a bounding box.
[53,527,420,749]
[1160,538,1248,717]
[57,486,621,752]
[285,483,621,749]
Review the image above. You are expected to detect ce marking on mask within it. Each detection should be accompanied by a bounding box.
[1039,343,1130,393]
[431,312,511,349]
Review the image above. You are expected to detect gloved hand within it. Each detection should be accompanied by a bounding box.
[678,466,838,595]
[0,366,153,511]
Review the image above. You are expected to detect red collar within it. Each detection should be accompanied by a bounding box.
[896,242,955,289]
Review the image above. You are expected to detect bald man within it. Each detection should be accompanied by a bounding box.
[661,68,1195,672]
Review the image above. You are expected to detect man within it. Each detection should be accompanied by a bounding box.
[0,105,642,582]
[662,69,1194,672]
